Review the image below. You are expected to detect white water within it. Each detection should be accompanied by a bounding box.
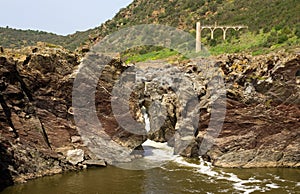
[142,106,151,133]
[136,140,297,194]
[115,140,176,170]
[142,139,176,161]
[173,156,298,194]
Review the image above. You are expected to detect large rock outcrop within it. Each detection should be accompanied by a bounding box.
[203,52,300,168]
[72,53,146,164]
[0,46,147,189]
[0,46,104,190]
[98,51,299,168]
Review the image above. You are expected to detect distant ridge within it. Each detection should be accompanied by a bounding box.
[0,27,93,51]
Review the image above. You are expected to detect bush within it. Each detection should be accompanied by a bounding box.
[295,24,300,38]
[278,34,288,44]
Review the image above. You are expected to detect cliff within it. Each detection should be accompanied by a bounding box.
[0,45,102,190]
[204,52,300,167]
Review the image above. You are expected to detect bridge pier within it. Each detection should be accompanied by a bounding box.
[223,28,227,40]
[196,22,201,52]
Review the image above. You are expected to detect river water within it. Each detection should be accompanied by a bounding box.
[2,140,300,194]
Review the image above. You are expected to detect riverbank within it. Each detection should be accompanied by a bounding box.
[0,45,299,190]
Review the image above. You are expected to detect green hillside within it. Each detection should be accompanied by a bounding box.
[85,0,300,55]
[0,27,93,51]
[1,0,299,55]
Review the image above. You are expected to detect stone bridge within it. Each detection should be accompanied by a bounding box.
[196,22,248,52]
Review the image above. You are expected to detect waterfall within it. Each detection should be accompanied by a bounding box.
[141,106,150,133]
[115,106,176,170]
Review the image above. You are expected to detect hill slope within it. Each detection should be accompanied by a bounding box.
[85,0,300,54]
[1,0,299,54]
[0,27,93,51]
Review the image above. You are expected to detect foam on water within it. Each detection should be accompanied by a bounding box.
[266,183,280,189]
[174,157,219,177]
[174,157,283,194]
[116,140,176,170]
[137,141,285,193]
[142,139,176,161]
[119,138,292,193]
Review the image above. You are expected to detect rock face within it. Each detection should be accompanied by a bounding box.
[114,52,299,168]
[91,51,299,168]
[0,47,97,190]
[72,53,146,164]
[203,52,300,168]
[0,47,145,190]
[130,61,211,157]
[0,45,299,190]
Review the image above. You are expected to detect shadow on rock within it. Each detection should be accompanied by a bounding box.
[0,141,14,191]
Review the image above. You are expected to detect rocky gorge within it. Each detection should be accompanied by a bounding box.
[0,45,299,190]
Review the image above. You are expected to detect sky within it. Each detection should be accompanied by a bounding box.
[0,0,133,35]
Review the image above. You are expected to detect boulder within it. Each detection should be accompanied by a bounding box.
[71,136,81,143]
[66,149,85,165]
